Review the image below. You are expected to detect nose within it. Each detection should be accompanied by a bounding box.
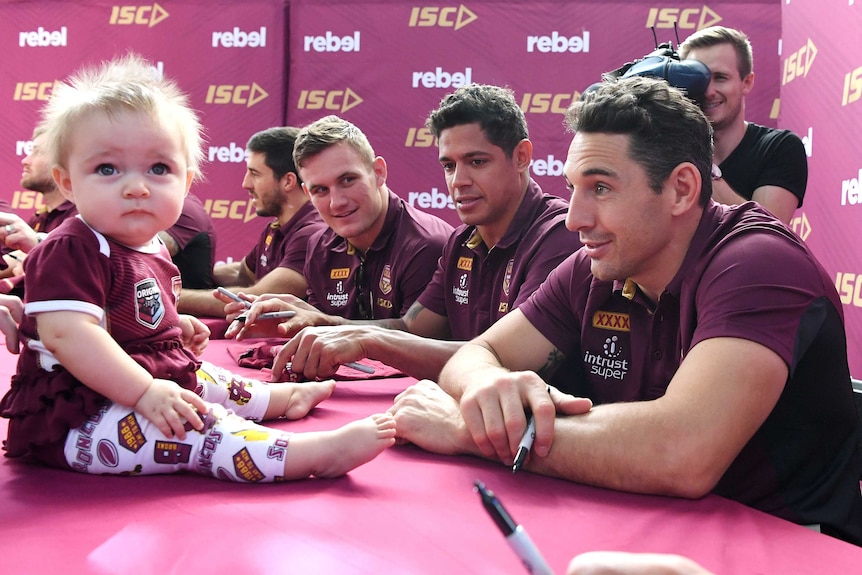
[123,176,150,199]
[328,187,350,211]
[565,187,592,233]
[241,172,253,191]
[449,162,471,191]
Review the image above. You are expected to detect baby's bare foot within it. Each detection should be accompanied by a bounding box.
[282,413,396,479]
[277,379,335,420]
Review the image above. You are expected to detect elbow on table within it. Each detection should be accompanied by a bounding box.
[653,460,724,499]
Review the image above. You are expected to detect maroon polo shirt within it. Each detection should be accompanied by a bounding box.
[303,191,452,319]
[519,200,862,545]
[246,201,325,281]
[417,180,580,340]
[28,199,77,233]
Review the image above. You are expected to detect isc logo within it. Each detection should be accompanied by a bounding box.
[405,127,436,147]
[519,91,581,114]
[835,272,862,308]
[297,88,363,114]
[782,39,817,85]
[10,190,45,211]
[408,5,477,30]
[645,6,721,30]
[843,65,862,106]
[203,198,258,223]
[109,4,169,27]
[205,84,269,107]
[13,81,59,101]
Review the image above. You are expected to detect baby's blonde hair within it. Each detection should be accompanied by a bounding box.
[38,52,205,181]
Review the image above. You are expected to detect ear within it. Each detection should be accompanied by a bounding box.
[52,165,75,202]
[741,72,755,96]
[667,162,702,216]
[513,139,533,173]
[373,156,388,186]
[301,182,311,199]
[280,171,298,192]
[184,170,194,197]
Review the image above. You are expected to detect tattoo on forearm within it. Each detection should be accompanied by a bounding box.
[404,302,424,323]
[537,348,564,379]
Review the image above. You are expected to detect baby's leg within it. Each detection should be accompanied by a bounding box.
[196,361,333,421]
[282,413,396,479]
[264,380,335,420]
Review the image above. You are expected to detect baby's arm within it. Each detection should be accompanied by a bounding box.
[36,310,207,439]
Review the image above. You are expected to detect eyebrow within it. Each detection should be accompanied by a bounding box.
[438,150,491,162]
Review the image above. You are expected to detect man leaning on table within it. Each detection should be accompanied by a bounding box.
[389,76,862,546]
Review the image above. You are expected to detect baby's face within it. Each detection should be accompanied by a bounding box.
[54,109,192,248]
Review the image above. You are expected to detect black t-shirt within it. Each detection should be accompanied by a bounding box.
[720,123,808,207]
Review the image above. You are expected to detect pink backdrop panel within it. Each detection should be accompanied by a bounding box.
[781,0,862,375]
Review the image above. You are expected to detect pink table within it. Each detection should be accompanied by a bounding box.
[1,339,859,573]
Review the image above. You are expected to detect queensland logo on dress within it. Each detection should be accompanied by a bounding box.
[379,264,392,295]
[135,278,164,329]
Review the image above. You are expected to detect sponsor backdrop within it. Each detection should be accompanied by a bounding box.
[1,1,860,376]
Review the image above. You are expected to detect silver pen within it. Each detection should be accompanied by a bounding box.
[216,286,252,309]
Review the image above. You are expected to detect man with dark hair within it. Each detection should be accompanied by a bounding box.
[0,127,78,294]
[241,86,579,382]
[390,77,862,546]
[178,127,325,317]
[679,25,807,225]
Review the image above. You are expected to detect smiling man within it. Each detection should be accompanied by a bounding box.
[244,116,452,337]
[679,26,807,225]
[178,127,326,317]
[389,77,862,546]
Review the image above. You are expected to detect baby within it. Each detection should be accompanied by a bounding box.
[0,54,394,482]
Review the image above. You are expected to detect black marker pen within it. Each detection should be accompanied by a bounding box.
[474,480,555,575]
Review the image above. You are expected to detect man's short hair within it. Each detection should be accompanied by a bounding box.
[679,25,754,80]
[565,76,714,206]
[293,115,376,171]
[247,126,302,184]
[426,84,528,158]
[39,52,204,181]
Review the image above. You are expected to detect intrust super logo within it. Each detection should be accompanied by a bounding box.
[13,81,60,101]
[205,83,268,107]
[645,6,721,30]
[843,64,862,107]
[297,88,363,114]
[109,3,169,27]
[408,5,477,30]
[782,39,817,85]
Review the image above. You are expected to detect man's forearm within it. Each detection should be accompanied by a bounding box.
[363,326,463,381]
[177,289,227,317]
[525,401,722,498]
[438,340,507,400]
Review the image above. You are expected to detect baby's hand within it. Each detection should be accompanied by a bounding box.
[134,378,208,439]
[178,314,210,356]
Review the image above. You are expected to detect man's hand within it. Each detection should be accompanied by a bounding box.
[388,380,480,456]
[178,314,210,356]
[272,325,369,381]
[225,293,342,340]
[0,294,23,353]
[133,378,208,439]
[460,372,592,465]
[568,552,715,575]
[0,213,39,253]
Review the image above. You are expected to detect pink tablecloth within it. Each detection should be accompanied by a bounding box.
[0,339,860,574]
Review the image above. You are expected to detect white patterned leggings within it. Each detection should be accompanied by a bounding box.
[62,362,292,482]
